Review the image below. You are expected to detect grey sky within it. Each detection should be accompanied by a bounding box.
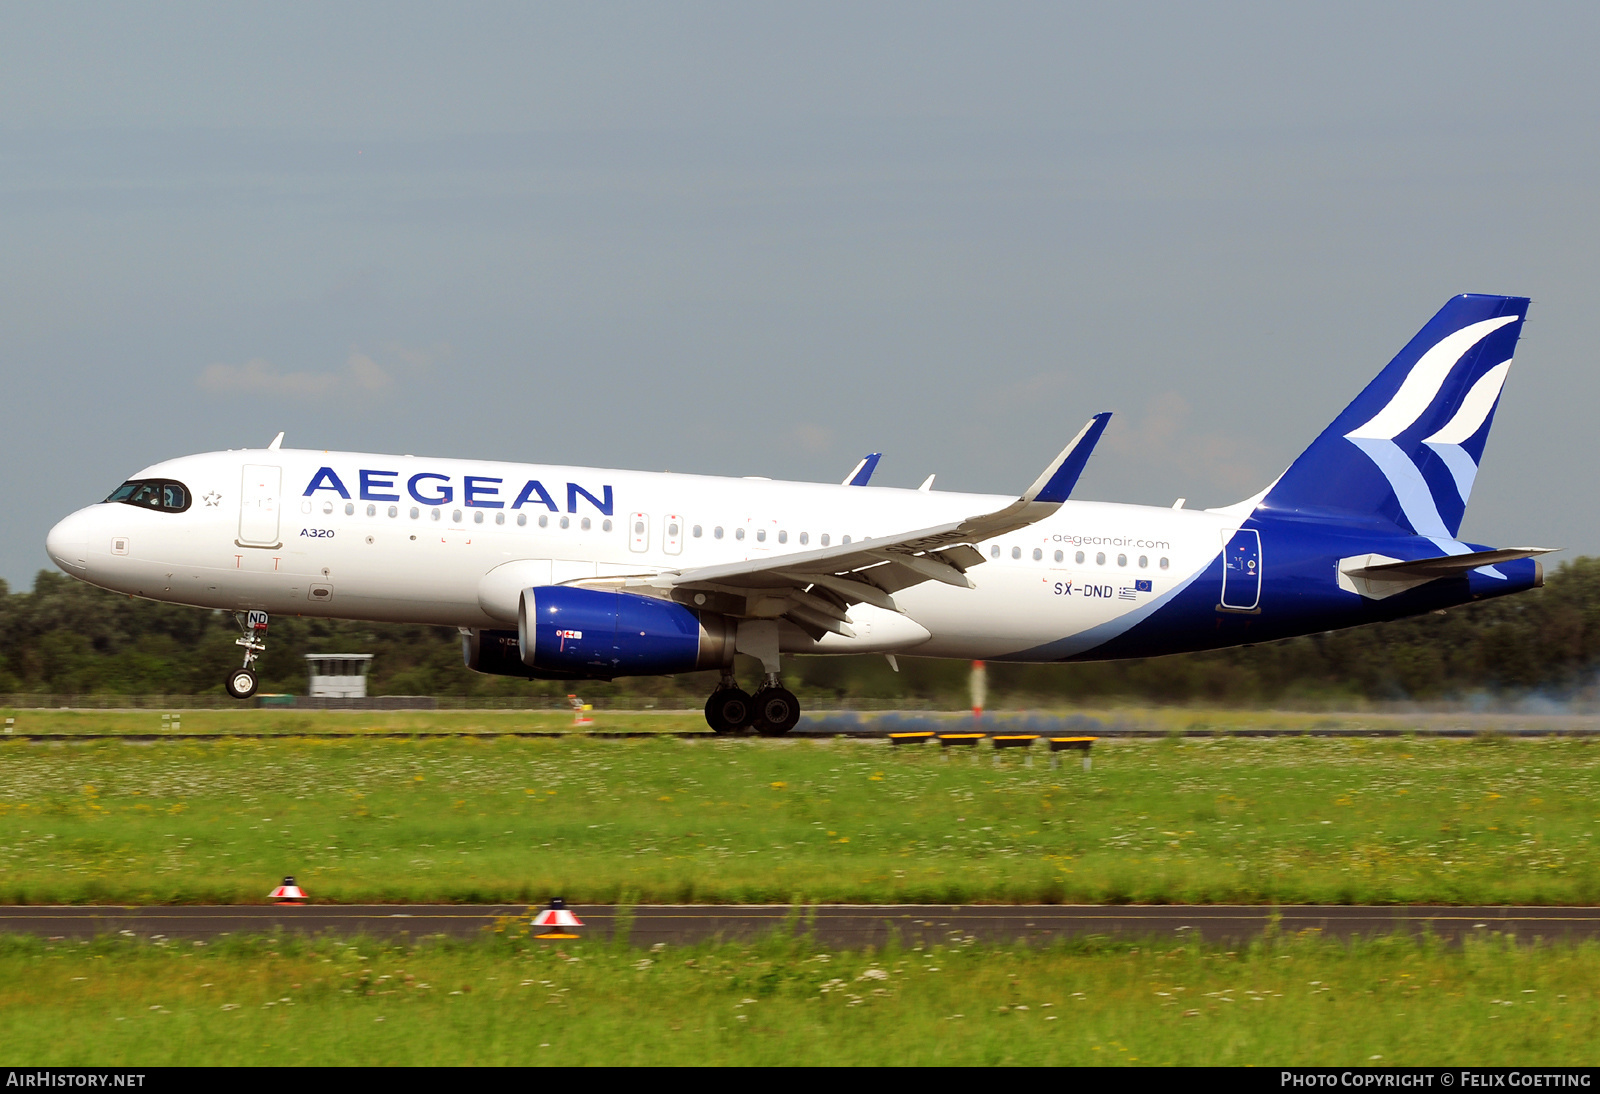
[4,3,1598,588]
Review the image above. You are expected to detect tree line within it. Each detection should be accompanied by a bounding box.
[2,557,1597,705]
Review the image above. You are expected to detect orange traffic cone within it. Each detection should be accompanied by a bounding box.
[269,876,307,904]
[532,897,583,939]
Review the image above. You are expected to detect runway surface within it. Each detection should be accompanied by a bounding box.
[4,904,1598,946]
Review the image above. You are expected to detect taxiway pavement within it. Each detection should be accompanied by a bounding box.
[3,904,1597,946]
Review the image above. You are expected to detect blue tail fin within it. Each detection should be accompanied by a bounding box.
[1258,294,1529,539]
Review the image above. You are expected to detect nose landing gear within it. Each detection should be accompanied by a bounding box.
[226,610,269,700]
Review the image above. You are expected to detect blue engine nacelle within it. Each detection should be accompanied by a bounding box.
[516,585,736,680]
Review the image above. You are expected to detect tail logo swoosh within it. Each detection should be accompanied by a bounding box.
[1343,315,1518,535]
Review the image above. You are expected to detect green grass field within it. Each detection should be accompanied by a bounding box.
[1,733,1596,905]
[2,932,1595,1066]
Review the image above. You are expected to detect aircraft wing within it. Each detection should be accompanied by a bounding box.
[585,413,1111,638]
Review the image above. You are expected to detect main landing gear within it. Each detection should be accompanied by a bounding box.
[226,610,269,700]
[704,673,801,737]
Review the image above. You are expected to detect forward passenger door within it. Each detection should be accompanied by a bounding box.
[238,465,282,547]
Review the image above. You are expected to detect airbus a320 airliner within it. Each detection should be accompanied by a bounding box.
[46,295,1551,734]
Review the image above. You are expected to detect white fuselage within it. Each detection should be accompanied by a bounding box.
[46,447,1237,662]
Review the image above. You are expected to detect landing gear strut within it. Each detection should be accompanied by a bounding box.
[702,677,801,736]
[226,610,268,700]
[702,620,803,736]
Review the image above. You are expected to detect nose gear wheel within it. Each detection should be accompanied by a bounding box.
[225,667,259,699]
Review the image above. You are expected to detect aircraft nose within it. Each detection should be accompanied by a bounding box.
[45,508,95,575]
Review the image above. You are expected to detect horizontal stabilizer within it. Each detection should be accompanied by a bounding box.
[1337,547,1555,600]
[1357,547,1555,579]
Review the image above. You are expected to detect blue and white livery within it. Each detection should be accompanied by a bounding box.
[45,295,1551,732]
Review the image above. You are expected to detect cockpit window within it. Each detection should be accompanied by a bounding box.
[105,479,192,513]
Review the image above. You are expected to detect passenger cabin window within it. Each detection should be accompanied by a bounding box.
[756,529,766,542]
[516,513,526,527]
[1160,556,1170,569]
[821,534,830,546]
[1032,548,1042,561]
[322,501,334,515]
[990,545,1000,559]
[581,517,592,531]
[735,528,745,541]
[1096,552,1106,565]
[1117,553,1127,566]
[1075,550,1085,564]
[1054,550,1064,563]
[410,507,420,519]
[714,526,724,539]
[431,508,441,521]
[387,506,397,518]
[799,532,809,545]
[538,515,548,528]
[1138,555,1147,568]
[1011,546,1021,560]
[560,516,570,529]
[494,512,504,525]
[693,525,703,538]
[603,519,613,532]
[452,509,463,523]
[345,503,355,516]
[474,511,485,524]
[106,479,192,514]
[366,504,376,517]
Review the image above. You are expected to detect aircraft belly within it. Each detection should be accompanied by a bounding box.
[898,563,1177,660]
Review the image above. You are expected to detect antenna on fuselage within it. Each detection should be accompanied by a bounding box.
[267,432,284,451]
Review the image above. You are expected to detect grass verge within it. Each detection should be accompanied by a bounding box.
[1,734,1597,905]
[0,932,1594,1065]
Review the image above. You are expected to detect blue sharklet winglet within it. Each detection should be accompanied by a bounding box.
[1024,413,1112,504]
[843,453,883,486]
